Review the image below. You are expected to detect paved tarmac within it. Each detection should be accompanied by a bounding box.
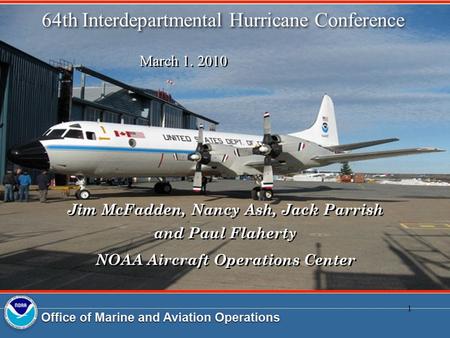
[0,180,449,290]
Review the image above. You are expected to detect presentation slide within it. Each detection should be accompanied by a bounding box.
[0,1,449,336]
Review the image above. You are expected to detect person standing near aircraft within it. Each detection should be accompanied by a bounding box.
[13,168,21,201]
[18,170,31,202]
[2,170,15,202]
[37,170,50,203]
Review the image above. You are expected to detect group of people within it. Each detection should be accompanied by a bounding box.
[2,169,50,203]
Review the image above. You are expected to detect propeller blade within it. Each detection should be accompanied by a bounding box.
[193,162,202,192]
[196,124,204,151]
[189,124,205,161]
[261,156,273,190]
[263,112,271,138]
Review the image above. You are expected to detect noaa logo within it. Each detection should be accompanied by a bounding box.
[4,295,38,330]
[322,122,329,133]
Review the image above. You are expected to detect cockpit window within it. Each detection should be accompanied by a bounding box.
[64,129,84,139]
[44,129,66,139]
[43,129,51,136]
[69,123,82,128]
[86,132,96,140]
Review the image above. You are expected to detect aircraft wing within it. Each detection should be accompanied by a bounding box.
[312,147,444,165]
[238,140,309,175]
[174,143,261,177]
[204,144,248,176]
[244,159,288,171]
[327,138,399,152]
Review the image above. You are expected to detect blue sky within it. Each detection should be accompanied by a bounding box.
[0,5,449,174]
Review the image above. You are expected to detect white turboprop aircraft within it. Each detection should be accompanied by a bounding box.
[8,95,443,200]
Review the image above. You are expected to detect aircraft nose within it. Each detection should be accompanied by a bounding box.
[7,140,50,170]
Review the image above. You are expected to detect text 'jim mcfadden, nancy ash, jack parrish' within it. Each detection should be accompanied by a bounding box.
[66,202,384,218]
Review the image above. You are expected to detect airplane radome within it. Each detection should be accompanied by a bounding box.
[7,95,444,201]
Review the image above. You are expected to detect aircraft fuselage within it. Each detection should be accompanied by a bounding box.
[18,121,325,178]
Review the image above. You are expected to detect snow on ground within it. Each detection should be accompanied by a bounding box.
[378,178,450,186]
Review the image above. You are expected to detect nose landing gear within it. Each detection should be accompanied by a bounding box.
[75,177,91,200]
[75,189,91,200]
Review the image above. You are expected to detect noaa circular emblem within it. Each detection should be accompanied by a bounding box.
[4,295,38,330]
[322,122,329,133]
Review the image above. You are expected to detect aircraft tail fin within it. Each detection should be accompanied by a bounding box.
[290,95,339,147]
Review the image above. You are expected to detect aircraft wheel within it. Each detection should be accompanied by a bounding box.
[162,183,172,194]
[78,190,91,200]
[262,189,273,201]
[154,182,163,194]
[251,187,260,200]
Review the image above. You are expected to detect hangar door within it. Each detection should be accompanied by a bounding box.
[0,62,9,180]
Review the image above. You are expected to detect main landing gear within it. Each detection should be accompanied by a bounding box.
[251,187,274,201]
[75,177,91,200]
[154,181,172,194]
[251,176,274,201]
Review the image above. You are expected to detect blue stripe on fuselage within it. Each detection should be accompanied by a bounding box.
[46,145,193,154]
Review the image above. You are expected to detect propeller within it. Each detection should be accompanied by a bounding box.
[188,124,211,192]
[255,112,282,190]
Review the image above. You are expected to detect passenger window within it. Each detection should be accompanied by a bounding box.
[86,132,96,140]
[64,129,84,139]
